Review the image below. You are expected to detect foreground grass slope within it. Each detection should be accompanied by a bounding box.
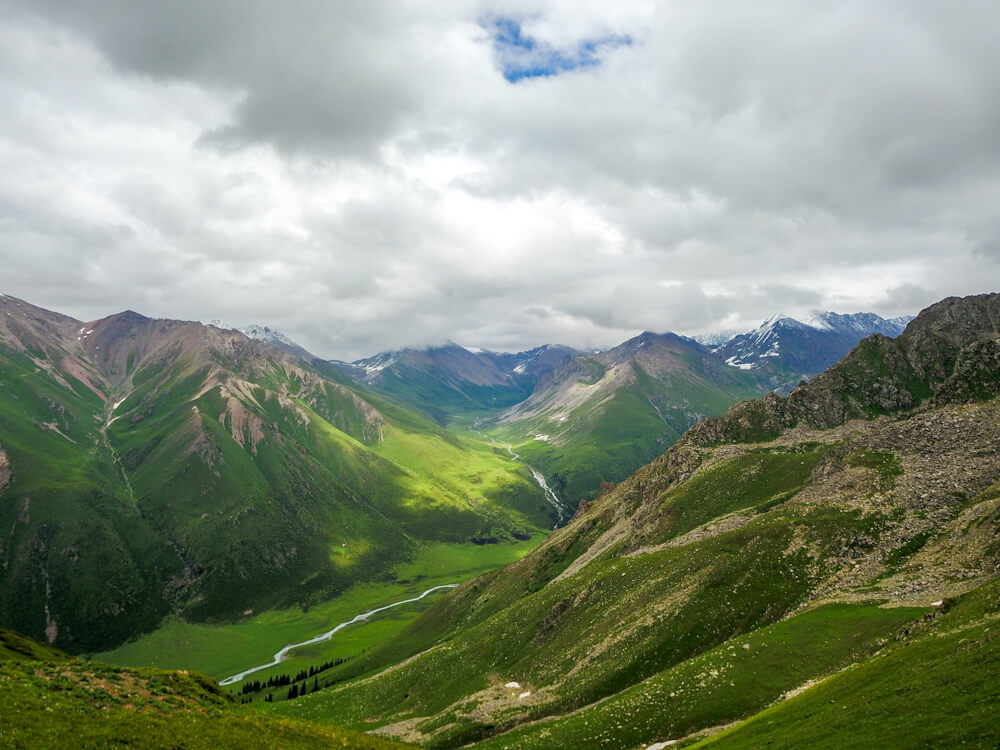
[0,631,408,750]
[0,295,550,654]
[697,580,1000,749]
[266,295,1000,748]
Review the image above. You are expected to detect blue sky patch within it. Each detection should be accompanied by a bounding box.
[486,16,632,83]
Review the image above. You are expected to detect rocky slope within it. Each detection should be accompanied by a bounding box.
[689,294,1000,444]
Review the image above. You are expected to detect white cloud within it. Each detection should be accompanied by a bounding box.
[1,1,999,359]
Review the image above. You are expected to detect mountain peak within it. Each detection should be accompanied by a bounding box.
[207,320,314,359]
[716,310,913,380]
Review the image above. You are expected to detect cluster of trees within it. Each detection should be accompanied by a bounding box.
[239,656,351,696]
[238,692,274,704]
[286,678,320,700]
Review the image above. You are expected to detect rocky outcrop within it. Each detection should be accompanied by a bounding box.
[0,447,11,493]
[687,294,1000,446]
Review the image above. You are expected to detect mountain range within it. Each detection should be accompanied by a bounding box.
[333,311,913,507]
[2,293,998,748]
[715,311,912,388]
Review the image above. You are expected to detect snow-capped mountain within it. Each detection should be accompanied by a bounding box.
[481,344,578,378]
[691,329,742,347]
[715,311,913,381]
[206,320,315,359]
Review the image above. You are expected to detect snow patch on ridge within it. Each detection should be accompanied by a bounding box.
[725,356,754,370]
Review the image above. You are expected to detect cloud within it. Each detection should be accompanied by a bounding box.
[1,1,999,359]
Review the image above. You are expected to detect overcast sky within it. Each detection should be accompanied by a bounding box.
[2,1,1000,359]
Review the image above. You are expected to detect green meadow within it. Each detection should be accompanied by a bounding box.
[97,536,544,685]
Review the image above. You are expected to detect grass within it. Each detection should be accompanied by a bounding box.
[473,603,926,749]
[265,517,827,743]
[0,654,409,749]
[644,446,826,543]
[696,580,1000,749]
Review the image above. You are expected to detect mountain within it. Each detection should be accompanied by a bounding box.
[715,311,912,387]
[479,344,579,381]
[0,295,552,653]
[207,320,317,361]
[264,293,1000,748]
[335,343,578,424]
[488,331,765,506]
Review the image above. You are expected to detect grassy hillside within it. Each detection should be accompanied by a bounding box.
[0,631,409,749]
[696,580,1000,749]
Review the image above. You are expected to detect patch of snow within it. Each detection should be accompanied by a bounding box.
[725,356,754,370]
[803,311,835,330]
[513,363,527,374]
[462,345,484,354]
[533,434,550,442]
[504,681,521,688]
[518,691,531,699]
[646,742,678,749]
[691,329,740,347]
[113,398,126,410]
[931,600,943,606]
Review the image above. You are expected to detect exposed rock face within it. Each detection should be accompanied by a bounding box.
[688,294,1000,446]
[0,448,10,493]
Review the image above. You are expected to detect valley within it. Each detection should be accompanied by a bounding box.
[2,292,998,749]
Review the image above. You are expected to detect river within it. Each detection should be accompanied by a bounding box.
[218,583,458,686]
[481,433,569,524]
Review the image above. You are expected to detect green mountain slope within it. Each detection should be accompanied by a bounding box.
[696,580,1000,749]
[488,332,764,506]
[0,629,409,749]
[263,293,1000,748]
[0,296,552,654]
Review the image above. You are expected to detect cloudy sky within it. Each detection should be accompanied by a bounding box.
[2,1,999,359]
